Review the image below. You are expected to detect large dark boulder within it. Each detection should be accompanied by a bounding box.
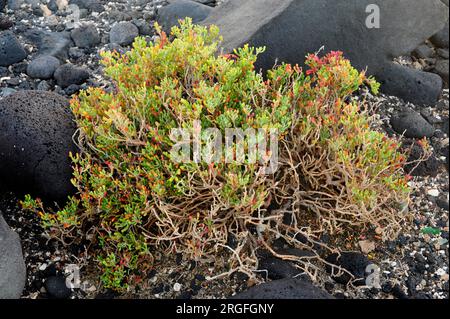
[0,31,27,67]
[0,214,26,299]
[202,0,448,105]
[379,63,444,106]
[230,277,334,299]
[390,109,436,138]
[0,91,77,202]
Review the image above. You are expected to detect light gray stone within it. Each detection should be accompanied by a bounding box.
[0,214,26,299]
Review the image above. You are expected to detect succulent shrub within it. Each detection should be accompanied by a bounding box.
[22,19,413,289]
[271,52,415,261]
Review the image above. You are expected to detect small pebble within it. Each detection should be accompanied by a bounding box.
[428,189,440,197]
[173,283,182,292]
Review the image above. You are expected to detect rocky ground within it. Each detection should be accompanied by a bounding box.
[0,0,449,299]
